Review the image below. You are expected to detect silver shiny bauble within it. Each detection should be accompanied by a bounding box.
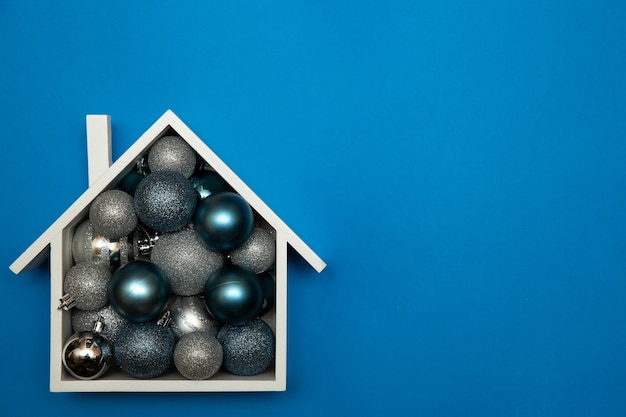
[168,295,221,339]
[62,320,113,380]
[72,220,130,268]
[89,190,138,240]
[217,318,275,376]
[134,171,198,233]
[64,262,111,310]
[148,135,197,178]
[174,331,223,380]
[229,227,276,273]
[72,304,128,343]
[151,229,224,296]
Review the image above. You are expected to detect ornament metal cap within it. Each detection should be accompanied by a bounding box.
[58,293,76,310]
[157,310,172,328]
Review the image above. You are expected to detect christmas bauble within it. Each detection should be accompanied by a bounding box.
[71,219,130,270]
[90,190,138,240]
[108,260,171,322]
[151,228,223,296]
[229,227,276,273]
[117,170,146,196]
[217,318,275,376]
[147,135,197,178]
[204,265,263,325]
[114,321,175,379]
[62,318,113,380]
[134,171,197,232]
[258,272,275,317]
[72,304,128,343]
[194,192,254,253]
[174,331,223,380]
[190,169,231,199]
[168,295,221,339]
[63,261,111,310]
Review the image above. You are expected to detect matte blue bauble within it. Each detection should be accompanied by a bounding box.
[258,272,275,317]
[108,260,171,322]
[190,170,231,200]
[194,192,254,252]
[203,265,263,325]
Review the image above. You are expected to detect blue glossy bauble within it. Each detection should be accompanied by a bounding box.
[203,265,263,325]
[258,272,275,317]
[194,192,254,252]
[190,170,231,200]
[108,260,171,322]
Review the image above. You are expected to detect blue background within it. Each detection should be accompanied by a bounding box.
[1,1,626,416]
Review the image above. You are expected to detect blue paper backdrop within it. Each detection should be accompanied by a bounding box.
[2,1,626,416]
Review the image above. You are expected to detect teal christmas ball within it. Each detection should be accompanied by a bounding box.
[108,260,171,322]
[114,321,175,379]
[194,192,254,253]
[203,265,263,325]
[217,318,275,376]
[134,171,197,233]
[190,170,231,200]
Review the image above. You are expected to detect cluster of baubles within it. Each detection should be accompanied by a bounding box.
[61,135,276,381]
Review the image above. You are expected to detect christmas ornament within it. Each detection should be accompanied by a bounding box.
[114,320,175,379]
[89,190,138,240]
[168,295,221,339]
[62,317,113,380]
[229,227,276,273]
[258,271,275,317]
[194,192,254,253]
[203,265,263,325]
[151,228,223,296]
[108,260,171,322]
[117,169,146,196]
[59,261,111,311]
[190,169,231,199]
[147,135,197,178]
[217,318,275,376]
[174,331,223,380]
[134,171,197,232]
[72,304,128,343]
[72,220,160,269]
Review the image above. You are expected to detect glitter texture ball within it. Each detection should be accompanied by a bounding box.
[108,260,171,322]
[147,135,197,178]
[151,229,224,296]
[114,321,175,379]
[217,318,275,376]
[194,192,254,253]
[89,190,138,240]
[174,331,223,380]
[134,171,197,232]
[229,227,276,273]
[64,262,111,310]
[72,304,128,343]
[168,295,221,339]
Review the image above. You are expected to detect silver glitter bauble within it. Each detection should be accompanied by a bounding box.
[134,171,198,233]
[174,331,223,380]
[152,229,224,296]
[148,135,197,178]
[114,321,175,379]
[89,190,138,240]
[229,227,276,273]
[63,262,111,310]
[72,304,128,343]
[217,318,275,376]
[168,295,221,339]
